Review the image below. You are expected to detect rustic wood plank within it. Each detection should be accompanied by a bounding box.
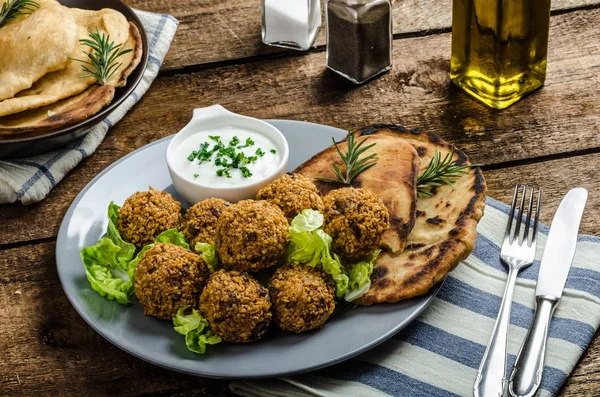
[2,8,600,245]
[125,0,600,70]
[0,241,233,397]
[2,152,600,396]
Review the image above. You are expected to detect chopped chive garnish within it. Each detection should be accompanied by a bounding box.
[270,149,277,154]
[256,148,265,157]
[209,135,220,142]
[193,174,199,179]
[240,166,252,178]
[229,136,240,147]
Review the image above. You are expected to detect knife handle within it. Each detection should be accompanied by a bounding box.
[508,295,558,397]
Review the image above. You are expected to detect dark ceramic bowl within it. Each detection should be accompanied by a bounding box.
[0,0,149,159]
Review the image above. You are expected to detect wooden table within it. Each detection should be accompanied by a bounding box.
[2,0,600,395]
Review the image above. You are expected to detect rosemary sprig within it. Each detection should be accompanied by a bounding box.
[316,131,378,185]
[0,0,40,27]
[417,146,480,198]
[70,28,133,86]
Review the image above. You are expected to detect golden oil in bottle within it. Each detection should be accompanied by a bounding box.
[450,0,551,109]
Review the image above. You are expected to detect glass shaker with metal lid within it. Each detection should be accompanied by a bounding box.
[326,0,393,84]
[261,0,322,51]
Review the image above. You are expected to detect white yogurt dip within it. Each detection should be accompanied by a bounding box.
[171,126,281,187]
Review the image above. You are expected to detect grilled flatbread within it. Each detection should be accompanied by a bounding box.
[296,131,419,253]
[0,22,142,134]
[0,0,78,101]
[0,10,138,118]
[352,124,486,305]
[0,85,115,134]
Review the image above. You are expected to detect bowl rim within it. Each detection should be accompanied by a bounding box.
[165,105,290,192]
[0,0,149,146]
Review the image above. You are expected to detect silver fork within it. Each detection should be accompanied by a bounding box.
[474,184,541,397]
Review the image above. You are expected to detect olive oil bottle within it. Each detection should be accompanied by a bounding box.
[450,0,551,109]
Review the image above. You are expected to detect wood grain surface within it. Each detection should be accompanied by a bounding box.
[3,0,600,396]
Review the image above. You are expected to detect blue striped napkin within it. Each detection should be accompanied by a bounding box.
[231,197,600,397]
[0,10,178,205]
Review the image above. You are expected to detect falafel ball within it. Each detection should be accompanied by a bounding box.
[216,200,288,272]
[134,243,210,320]
[183,198,231,247]
[200,270,272,343]
[256,173,324,220]
[118,187,182,248]
[269,264,336,333]
[322,187,389,262]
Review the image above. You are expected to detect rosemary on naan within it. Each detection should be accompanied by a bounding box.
[70,27,133,86]
[316,131,378,185]
[0,0,40,27]
[417,146,480,198]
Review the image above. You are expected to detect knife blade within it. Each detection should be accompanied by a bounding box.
[535,187,588,299]
[509,187,588,397]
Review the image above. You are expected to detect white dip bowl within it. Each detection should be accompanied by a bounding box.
[166,105,289,204]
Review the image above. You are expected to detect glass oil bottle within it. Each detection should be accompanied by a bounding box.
[450,0,551,109]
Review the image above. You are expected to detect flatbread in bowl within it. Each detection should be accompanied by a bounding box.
[297,124,487,305]
[0,0,148,158]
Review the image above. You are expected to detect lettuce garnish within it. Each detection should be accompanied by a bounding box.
[173,306,221,354]
[195,242,220,273]
[286,209,380,302]
[81,202,137,304]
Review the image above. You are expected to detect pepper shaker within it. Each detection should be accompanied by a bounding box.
[326,0,393,84]
[261,0,322,51]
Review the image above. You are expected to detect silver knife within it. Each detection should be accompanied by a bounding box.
[508,188,588,397]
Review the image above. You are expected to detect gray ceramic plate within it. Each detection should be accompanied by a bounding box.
[56,120,443,379]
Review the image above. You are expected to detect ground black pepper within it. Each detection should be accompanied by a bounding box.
[326,0,392,84]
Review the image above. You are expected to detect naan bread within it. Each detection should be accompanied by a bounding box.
[0,0,78,101]
[0,22,143,133]
[0,85,115,134]
[0,8,136,117]
[353,124,486,305]
[296,131,419,253]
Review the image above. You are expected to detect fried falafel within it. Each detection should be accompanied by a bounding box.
[322,187,389,261]
[269,264,336,333]
[183,198,231,247]
[256,173,324,220]
[200,270,272,343]
[118,187,182,248]
[134,243,210,320]
[216,200,288,272]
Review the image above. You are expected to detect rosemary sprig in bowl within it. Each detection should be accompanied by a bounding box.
[0,0,40,27]
[316,131,378,185]
[70,27,133,86]
[417,145,481,198]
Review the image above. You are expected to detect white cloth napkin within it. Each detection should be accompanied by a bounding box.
[0,10,178,205]
[231,197,600,397]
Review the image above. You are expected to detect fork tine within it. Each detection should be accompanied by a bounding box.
[530,189,542,247]
[522,186,535,244]
[505,184,520,243]
[513,185,527,243]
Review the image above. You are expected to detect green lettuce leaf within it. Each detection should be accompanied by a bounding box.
[194,242,220,273]
[344,249,381,302]
[286,209,380,302]
[173,306,221,354]
[286,209,350,299]
[80,202,136,305]
[155,229,190,249]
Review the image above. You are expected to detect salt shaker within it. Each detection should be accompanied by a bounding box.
[326,0,392,84]
[261,0,322,51]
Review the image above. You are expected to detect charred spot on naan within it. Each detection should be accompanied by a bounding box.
[354,127,486,305]
[0,85,115,134]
